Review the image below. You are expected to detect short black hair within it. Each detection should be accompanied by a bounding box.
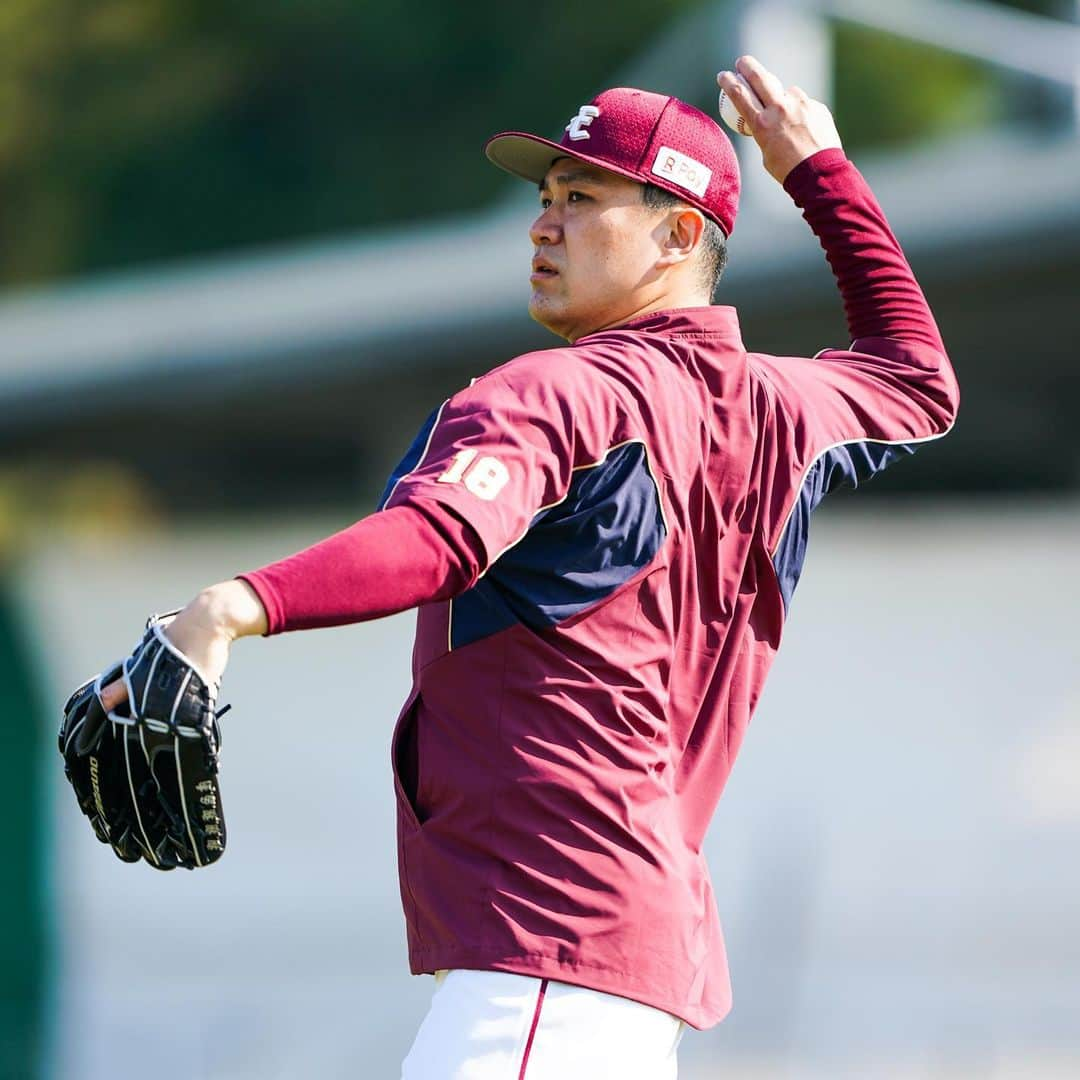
[641,183,728,299]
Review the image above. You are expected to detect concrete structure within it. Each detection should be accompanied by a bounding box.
[1,0,1077,506]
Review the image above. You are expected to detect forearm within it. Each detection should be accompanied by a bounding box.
[100,505,479,704]
[194,578,270,641]
[234,503,484,635]
[783,149,945,353]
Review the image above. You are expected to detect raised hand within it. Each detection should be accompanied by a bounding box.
[717,55,842,183]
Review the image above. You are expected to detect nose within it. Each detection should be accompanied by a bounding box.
[529,204,562,247]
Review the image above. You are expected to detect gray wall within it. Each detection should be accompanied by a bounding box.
[21,500,1080,1078]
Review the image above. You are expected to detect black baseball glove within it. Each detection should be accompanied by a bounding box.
[58,610,231,870]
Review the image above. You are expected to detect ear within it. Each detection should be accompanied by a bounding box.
[655,208,705,270]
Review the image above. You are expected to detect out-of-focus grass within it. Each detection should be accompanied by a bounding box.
[834,26,1000,152]
[0,463,164,558]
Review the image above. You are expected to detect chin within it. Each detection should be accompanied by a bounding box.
[528,297,573,339]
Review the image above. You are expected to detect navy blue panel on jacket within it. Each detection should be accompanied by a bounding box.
[377,405,444,511]
[772,439,915,612]
[450,441,667,650]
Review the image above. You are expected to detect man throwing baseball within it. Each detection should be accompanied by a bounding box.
[93,57,958,1077]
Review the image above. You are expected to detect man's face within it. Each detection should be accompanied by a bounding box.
[528,158,667,341]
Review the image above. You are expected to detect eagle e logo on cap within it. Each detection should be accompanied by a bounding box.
[566,105,600,141]
[651,146,712,198]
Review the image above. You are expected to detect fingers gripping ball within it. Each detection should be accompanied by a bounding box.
[718,73,761,137]
[58,611,232,871]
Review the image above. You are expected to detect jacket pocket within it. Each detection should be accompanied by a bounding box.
[391,691,425,829]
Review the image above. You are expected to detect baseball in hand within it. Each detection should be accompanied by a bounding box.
[718,73,761,137]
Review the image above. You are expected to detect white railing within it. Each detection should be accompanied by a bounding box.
[620,0,1079,210]
[822,0,1080,89]
[503,0,1078,216]
[619,0,1079,118]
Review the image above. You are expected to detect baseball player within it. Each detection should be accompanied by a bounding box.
[98,57,958,1077]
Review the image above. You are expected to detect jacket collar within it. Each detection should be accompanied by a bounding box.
[578,305,743,344]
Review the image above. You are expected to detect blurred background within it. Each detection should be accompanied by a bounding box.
[1,0,1077,1077]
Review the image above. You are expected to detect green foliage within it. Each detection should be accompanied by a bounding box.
[0,0,1066,287]
[0,0,692,286]
[0,585,46,1079]
[833,0,1071,151]
[833,25,998,151]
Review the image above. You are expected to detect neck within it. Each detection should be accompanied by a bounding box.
[566,287,710,343]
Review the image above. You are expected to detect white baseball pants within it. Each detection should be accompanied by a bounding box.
[401,968,685,1079]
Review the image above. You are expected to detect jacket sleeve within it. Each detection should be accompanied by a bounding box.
[237,351,618,635]
[236,502,486,635]
[381,349,617,569]
[755,149,960,605]
[759,149,958,463]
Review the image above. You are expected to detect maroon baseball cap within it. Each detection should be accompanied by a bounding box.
[485,87,741,236]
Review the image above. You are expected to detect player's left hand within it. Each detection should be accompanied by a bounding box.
[717,55,842,183]
[97,581,264,710]
[60,607,233,869]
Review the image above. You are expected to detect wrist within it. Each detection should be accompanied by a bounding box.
[782,146,849,190]
[196,580,269,641]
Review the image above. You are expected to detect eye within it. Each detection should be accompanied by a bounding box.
[568,190,588,202]
[539,196,552,209]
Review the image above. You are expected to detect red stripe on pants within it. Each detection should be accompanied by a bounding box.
[517,979,548,1079]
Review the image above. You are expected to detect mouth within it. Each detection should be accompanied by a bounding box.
[530,258,558,283]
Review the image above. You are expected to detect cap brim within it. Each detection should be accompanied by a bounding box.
[484,132,571,184]
[484,131,650,191]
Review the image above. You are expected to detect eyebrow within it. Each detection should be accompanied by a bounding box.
[538,169,605,192]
